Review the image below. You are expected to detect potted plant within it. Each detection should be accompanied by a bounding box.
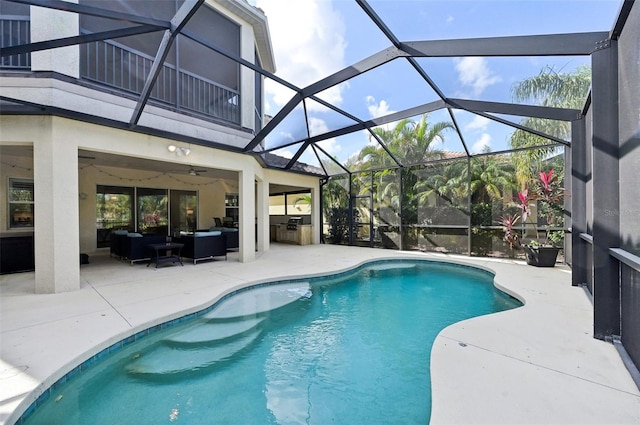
[516,169,566,267]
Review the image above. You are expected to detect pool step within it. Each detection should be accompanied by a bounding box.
[126,330,261,376]
[204,282,312,320]
[165,317,264,345]
[126,283,312,378]
[367,263,417,271]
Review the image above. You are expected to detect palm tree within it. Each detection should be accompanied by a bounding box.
[357,115,453,169]
[356,115,454,222]
[467,155,515,205]
[510,65,591,188]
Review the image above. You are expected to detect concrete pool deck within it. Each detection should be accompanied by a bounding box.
[1,244,639,424]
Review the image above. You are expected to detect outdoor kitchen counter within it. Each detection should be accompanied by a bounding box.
[275,224,312,245]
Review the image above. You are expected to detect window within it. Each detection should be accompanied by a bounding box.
[288,193,311,215]
[269,194,285,215]
[8,178,34,228]
[269,192,311,216]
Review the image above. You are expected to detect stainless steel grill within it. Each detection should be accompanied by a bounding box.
[287,217,302,231]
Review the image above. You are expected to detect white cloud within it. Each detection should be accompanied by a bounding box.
[366,95,395,119]
[471,133,492,153]
[308,116,328,136]
[465,115,490,132]
[317,138,341,155]
[308,117,342,155]
[446,15,454,24]
[454,57,501,96]
[256,0,347,111]
[272,148,294,159]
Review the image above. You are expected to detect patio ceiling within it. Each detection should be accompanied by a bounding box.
[0,0,629,177]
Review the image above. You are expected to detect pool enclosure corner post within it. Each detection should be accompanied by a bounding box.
[590,37,621,340]
[349,172,354,246]
[467,157,472,256]
[398,166,404,250]
[570,118,587,287]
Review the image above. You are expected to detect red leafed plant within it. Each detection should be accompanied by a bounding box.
[499,213,521,251]
[499,168,567,250]
[533,169,567,245]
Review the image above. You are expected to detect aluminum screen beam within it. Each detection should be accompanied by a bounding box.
[402,32,610,57]
[285,141,311,170]
[356,1,448,100]
[356,0,401,48]
[468,109,570,146]
[447,98,582,122]
[447,108,470,157]
[244,92,304,152]
[293,100,448,148]
[130,0,204,127]
[8,0,169,27]
[1,25,165,57]
[302,46,405,97]
[180,29,298,91]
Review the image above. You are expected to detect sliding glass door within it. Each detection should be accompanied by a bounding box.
[170,190,197,234]
[137,188,168,235]
[96,185,134,247]
[96,186,198,247]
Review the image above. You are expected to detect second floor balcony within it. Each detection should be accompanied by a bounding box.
[1,23,243,127]
[81,38,240,125]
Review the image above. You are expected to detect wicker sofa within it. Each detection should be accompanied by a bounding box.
[174,231,227,264]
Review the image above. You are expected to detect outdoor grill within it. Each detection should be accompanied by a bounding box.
[287,217,302,231]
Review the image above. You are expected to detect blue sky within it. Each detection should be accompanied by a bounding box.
[250,0,621,168]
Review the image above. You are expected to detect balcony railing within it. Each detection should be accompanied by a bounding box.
[2,22,242,125]
[80,39,240,125]
[0,17,31,69]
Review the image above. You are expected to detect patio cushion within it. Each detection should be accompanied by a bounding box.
[209,227,238,232]
[194,231,222,237]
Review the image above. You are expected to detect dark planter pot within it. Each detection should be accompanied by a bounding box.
[523,245,560,267]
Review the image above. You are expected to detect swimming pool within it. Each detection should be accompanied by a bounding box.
[19,259,521,424]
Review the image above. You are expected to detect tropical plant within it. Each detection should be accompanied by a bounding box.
[293,193,312,213]
[322,178,350,242]
[509,168,566,246]
[499,213,521,251]
[510,65,590,188]
[533,169,566,245]
[355,115,455,227]
[358,115,453,169]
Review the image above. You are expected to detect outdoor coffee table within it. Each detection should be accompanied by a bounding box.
[147,242,184,268]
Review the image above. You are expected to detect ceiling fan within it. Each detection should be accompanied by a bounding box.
[186,165,208,176]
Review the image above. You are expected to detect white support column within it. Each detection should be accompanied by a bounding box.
[311,185,321,244]
[255,178,269,252]
[34,120,80,293]
[238,170,256,262]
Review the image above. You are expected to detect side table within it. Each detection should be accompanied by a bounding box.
[147,242,184,268]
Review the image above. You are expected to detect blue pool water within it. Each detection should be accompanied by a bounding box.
[21,260,521,425]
